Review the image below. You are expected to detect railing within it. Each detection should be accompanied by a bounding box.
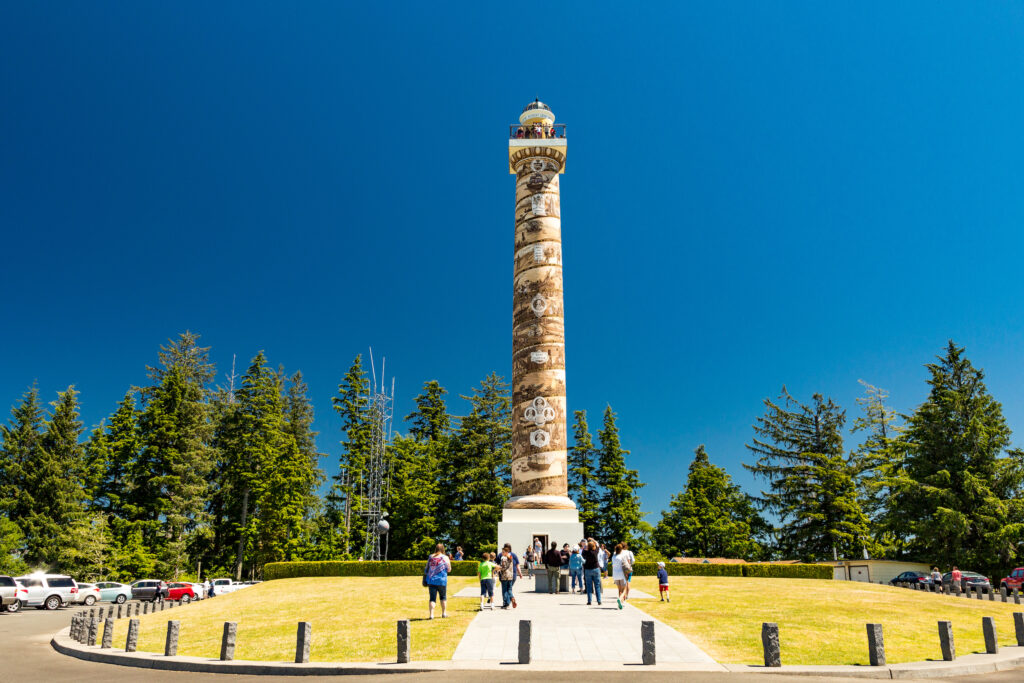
[510,123,566,140]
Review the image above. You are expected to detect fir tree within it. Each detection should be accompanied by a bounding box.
[330,355,370,556]
[595,406,646,546]
[446,373,511,553]
[87,391,141,516]
[0,385,46,531]
[568,409,599,535]
[653,445,767,559]
[890,342,1024,571]
[745,388,871,562]
[405,380,450,442]
[851,381,905,557]
[137,332,215,578]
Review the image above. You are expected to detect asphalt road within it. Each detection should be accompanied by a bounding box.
[1,604,1022,682]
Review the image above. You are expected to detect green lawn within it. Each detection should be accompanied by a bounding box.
[629,575,1023,665]
[110,577,477,662]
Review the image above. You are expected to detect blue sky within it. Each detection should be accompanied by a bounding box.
[4,3,1024,523]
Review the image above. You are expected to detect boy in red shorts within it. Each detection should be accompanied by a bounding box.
[657,561,670,602]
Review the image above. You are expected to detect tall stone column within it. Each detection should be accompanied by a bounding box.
[508,146,573,510]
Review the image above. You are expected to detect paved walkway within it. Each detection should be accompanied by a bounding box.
[451,578,717,665]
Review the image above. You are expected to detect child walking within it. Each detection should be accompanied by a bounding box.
[478,552,496,610]
[657,561,670,602]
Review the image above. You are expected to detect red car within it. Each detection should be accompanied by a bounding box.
[1000,567,1024,593]
[166,582,196,603]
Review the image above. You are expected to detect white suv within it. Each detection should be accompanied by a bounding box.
[15,574,78,610]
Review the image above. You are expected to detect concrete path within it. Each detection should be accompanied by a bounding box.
[451,579,718,666]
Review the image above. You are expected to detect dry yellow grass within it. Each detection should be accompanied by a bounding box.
[109,576,476,662]
[629,575,1023,665]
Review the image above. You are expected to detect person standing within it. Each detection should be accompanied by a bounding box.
[477,552,495,610]
[657,561,670,602]
[425,543,452,619]
[930,566,942,585]
[582,541,603,605]
[453,546,464,561]
[533,537,543,567]
[951,566,963,593]
[612,544,628,609]
[498,546,517,609]
[599,544,609,578]
[622,542,635,601]
[544,542,562,594]
[569,546,584,594]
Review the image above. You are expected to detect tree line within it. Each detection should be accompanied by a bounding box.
[1,335,1021,579]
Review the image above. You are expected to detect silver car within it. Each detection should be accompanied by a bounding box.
[0,575,18,612]
[15,574,78,610]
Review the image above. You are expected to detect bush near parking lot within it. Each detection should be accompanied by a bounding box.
[263,560,479,580]
[264,560,830,580]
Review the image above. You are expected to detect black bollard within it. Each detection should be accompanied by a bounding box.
[983,617,998,654]
[165,620,180,656]
[866,623,885,666]
[761,623,781,667]
[295,622,312,664]
[397,620,410,664]
[938,620,955,661]
[126,618,139,652]
[518,620,532,664]
[641,620,656,665]
[220,622,237,661]
[1014,612,1024,647]
[102,618,114,648]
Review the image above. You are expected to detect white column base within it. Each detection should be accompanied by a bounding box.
[497,507,584,567]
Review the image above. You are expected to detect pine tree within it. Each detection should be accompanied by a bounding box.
[851,381,905,557]
[405,380,450,442]
[330,356,370,556]
[0,385,46,533]
[283,371,325,531]
[446,373,511,553]
[595,406,646,546]
[137,332,215,578]
[890,342,1024,572]
[653,445,767,560]
[568,409,599,535]
[87,391,142,516]
[745,388,871,562]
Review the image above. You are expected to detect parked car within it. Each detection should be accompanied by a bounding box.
[890,571,932,586]
[130,579,168,602]
[72,583,102,606]
[166,583,196,603]
[15,574,78,610]
[0,575,19,612]
[942,571,992,593]
[999,567,1024,593]
[189,582,206,600]
[210,578,247,595]
[94,581,132,603]
[11,581,28,612]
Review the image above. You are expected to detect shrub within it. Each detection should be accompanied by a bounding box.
[632,562,743,577]
[741,563,832,579]
[263,560,478,580]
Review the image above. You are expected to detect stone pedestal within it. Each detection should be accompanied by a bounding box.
[497,507,583,567]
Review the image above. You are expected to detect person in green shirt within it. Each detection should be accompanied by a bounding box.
[477,552,496,610]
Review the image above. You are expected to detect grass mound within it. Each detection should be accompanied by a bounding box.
[110,576,476,662]
[630,575,1023,665]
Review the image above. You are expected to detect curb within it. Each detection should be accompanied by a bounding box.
[51,629,1024,677]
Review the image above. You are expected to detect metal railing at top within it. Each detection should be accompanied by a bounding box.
[510,123,566,140]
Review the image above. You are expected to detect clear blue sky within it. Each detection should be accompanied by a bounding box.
[4,3,1024,522]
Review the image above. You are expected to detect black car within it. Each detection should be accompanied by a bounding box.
[130,579,168,602]
[942,571,991,593]
[890,571,932,586]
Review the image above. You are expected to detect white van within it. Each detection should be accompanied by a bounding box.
[15,574,78,610]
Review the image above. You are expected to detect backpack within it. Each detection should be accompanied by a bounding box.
[622,554,633,575]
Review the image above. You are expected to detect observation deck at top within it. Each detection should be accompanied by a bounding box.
[508,99,567,174]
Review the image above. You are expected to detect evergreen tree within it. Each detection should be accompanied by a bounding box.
[0,386,46,539]
[446,373,511,553]
[329,355,370,556]
[136,332,215,578]
[86,391,142,516]
[0,517,27,575]
[595,406,646,546]
[851,381,906,557]
[568,409,600,535]
[283,371,325,530]
[890,342,1024,571]
[653,445,767,559]
[405,380,450,442]
[745,388,871,562]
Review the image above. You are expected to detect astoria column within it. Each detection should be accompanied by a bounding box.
[499,100,583,553]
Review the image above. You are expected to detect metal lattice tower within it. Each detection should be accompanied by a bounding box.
[360,349,395,561]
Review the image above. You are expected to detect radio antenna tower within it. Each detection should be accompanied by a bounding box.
[360,347,395,561]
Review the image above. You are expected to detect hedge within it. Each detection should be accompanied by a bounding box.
[264,560,832,580]
[263,560,478,580]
